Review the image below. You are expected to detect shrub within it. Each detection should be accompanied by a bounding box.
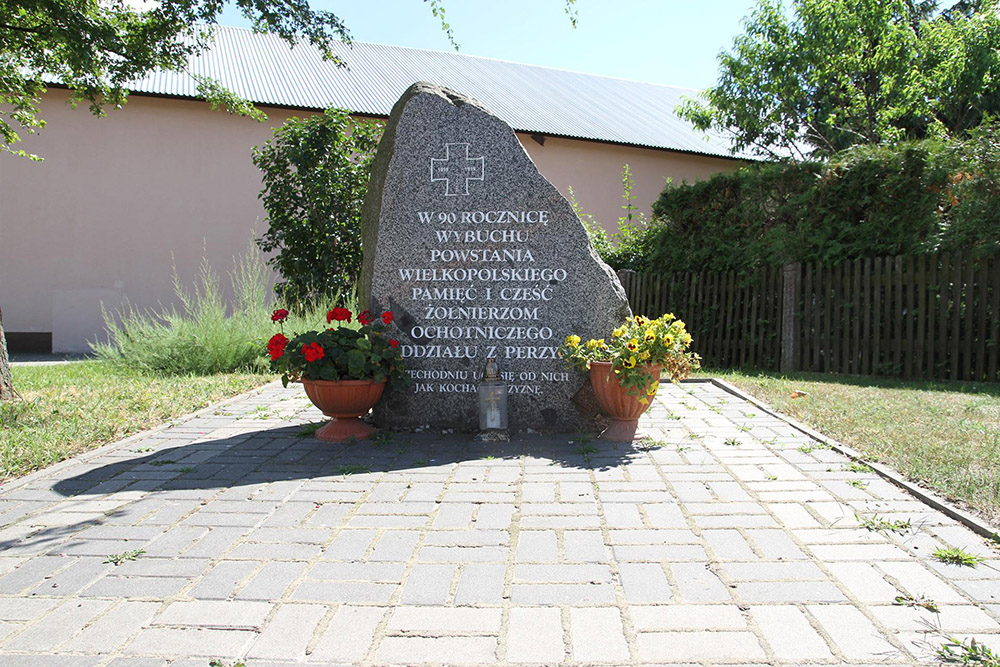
[253,109,382,307]
[646,127,1000,275]
[92,245,342,375]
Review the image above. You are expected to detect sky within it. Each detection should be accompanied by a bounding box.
[218,1,759,91]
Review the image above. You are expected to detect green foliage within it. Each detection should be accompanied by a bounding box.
[92,244,330,375]
[937,635,1000,667]
[103,548,145,566]
[268,309,409,390]
[679,0,1000,158]
[932,546,987,567]
[646,130,1000,275]
[894,593,941,613]
[253,110,382,305]
[572,165,659,271]
[0,0,352,157]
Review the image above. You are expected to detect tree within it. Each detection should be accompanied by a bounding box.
[679,0,1000,159]
[253,109,382,306]
[0,305,13,400]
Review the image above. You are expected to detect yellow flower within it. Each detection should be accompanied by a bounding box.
[644,329,656,342]
[664,312,675,321]
[682,333,692,345]
[640,350,651,361]
[675,320,685,330]
[612,326,626,338]
[635,315,648,326]
[597,339,605,347]
[565,334,581,348]
[585,339,600,350]
[626,339,639,352]
[663,334,674,346]
[623,356,637,369]
[646,382,658,396]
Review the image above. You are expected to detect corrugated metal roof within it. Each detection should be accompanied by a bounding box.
[126,25,742,159]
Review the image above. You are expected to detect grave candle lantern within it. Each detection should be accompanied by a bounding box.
[478,357,508,431]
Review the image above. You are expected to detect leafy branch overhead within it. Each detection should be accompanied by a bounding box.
[679,0,1000,158]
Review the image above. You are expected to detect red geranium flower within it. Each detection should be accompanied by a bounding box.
[327,307,351,324]
[267,333,289,360]
[302,342,325,363]
[358,309,373,326]
[381,311,394,324]
[388,339,399,349]
[271,308,289,322]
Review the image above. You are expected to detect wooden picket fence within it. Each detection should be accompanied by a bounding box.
[617,251,1000,382]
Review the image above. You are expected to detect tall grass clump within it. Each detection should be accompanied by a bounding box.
[93,245,346,375]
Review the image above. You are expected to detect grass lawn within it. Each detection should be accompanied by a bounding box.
[702,369,1000,525]
[0,361,272,482]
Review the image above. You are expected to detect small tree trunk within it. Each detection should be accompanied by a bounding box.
[0,304,14,401]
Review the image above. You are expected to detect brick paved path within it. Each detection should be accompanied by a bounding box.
[0,380,997,666]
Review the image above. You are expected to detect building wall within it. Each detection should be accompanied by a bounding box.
[0,90,740,352]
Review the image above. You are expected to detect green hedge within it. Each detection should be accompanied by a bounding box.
[639,124,1000,276]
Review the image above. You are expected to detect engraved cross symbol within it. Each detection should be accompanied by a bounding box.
[430,143,485,196]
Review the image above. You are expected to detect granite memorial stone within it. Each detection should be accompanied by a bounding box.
[360,82,631,431]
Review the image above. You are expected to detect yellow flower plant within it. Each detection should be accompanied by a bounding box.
[558,313,701,398]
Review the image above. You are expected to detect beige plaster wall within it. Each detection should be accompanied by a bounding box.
[0,91,739,352]
[519,134,741,234]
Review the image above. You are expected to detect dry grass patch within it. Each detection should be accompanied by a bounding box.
[1,361,271,481]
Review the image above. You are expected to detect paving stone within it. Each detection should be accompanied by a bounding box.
[670,562,732,602]
[400,563,457,605]
[60,601,160,652]
[4,599,113,651]
[27,557,111,596]
[186,560,258,599]
[630,604,745,631]
[310,605,385,663]
[505,607,564,663]
[722,560,826,581]
[614,544,708,561]
[0,657,104,667]
[323,529,377,560]
[563,531,609,562]
[513,563,612,583]
[309,561,406,582]
[246,603,326,660]
[419,545,508,562]
[0,556,69,594]
[0,597,59,621]
[750,605,834,660]
[515,530,558,561]
[454,563,506,605]
[619,562,673,603]
[870,604,1000,633]
[370,531,422,561]
[637,630,767,662]
[569,607,629,662]
[81,575,190,599]
[124,627,257,656]
[746,528,808,559]
[808,604,900,660]
[736,580,848,603]
[155,600,272,627]
[376,636,498,664]
[512,582,616,604]
[702,529,757,560]
[828,561,904,602]
[290,580,396,603]
[387,606,501,634]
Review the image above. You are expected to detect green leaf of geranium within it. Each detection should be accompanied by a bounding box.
[347,349,367,375]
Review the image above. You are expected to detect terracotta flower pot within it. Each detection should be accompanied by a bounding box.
[589,361,661,441]
[301,378,386,443]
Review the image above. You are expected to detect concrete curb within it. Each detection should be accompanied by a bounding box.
[707,376,1000,543]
